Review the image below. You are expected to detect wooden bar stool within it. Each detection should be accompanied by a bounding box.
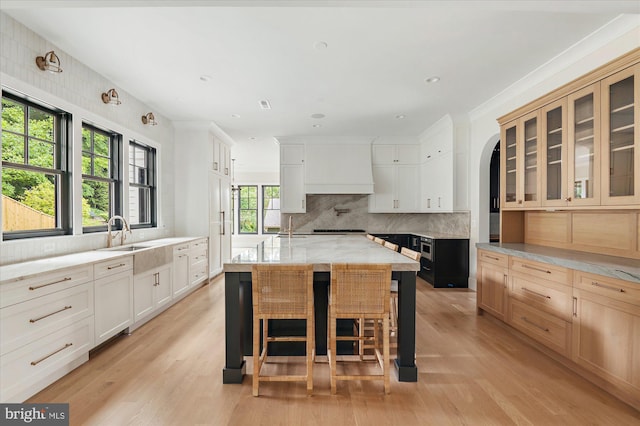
[251,264,315,396]
[328,263,392,394]
[374,237,385,245]
[366,234,375,241]
[384,241,399,251]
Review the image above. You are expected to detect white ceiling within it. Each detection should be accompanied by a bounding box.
[2,1,640,172]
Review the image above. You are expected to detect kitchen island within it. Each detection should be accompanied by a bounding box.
[223,234,421,384]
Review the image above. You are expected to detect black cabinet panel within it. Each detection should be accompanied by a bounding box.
[417,239,469,288]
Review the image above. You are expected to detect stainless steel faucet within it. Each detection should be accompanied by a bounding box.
[107,215,131,248]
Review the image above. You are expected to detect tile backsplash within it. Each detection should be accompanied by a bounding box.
[283,194,469,236]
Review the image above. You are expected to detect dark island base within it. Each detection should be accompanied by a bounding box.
[223,271,418,383]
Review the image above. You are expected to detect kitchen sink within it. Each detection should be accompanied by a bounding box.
[101,245,151,251]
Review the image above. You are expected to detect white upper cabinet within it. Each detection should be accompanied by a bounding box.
[372,144,419,165]
[212,137,231,176]
[280,144,306,213]
[369,144,420,212]
[419,115,457,212]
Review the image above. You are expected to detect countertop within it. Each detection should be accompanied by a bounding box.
[0,237,204,285]
[225,234,421,273]
[476,243,640,284]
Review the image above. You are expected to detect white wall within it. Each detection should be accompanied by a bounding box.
[465,16,640,290]
[0,12,174,264]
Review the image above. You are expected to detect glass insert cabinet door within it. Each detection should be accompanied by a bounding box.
[542,99,568,207]
[501,121,519,208]
[601,64,639,205]
[568,83,601,206]
[521,111,541,206]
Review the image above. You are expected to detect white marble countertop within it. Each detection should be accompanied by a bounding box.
[476,243,640,284]
[0,237,204,285]
[225,235,421,272]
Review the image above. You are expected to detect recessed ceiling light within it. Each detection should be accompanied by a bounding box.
[311,113,325,119]
[249,137,256,141]
[231,114,240,118]
[259,100,271,110]
[312,124,321,128]
[425,76,440,83]
[395,114,405,119]
[314,41,328,50]
[199,75,213,82]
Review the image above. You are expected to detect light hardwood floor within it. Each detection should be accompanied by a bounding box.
[28,275,640,425]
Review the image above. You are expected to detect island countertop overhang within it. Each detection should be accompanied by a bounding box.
[224,234,421,273]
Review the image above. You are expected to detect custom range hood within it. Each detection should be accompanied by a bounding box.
[304,144,374,194]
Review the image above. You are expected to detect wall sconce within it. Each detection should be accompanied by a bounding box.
[101,89,121,105]
[35,51,63,73]
[141,112,157,126]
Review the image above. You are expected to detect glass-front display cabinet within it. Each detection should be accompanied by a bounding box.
[542,99,568,207]
[501,121,519,208]
[601,64,639,205]
[568,84,601,206]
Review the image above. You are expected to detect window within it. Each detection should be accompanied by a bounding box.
[238,185,258,234]
[262,185,280,234]
[1,92,71,239]
[82,124,121,231]
[128,141,156,228]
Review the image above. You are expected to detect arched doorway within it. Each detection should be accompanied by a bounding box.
[489,141,500,242]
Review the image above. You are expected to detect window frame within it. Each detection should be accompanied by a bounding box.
[1,90,72,240]
[238,185,258,234]
[261,185,280,234]
[128,140,157,229]
[81,123,122,233]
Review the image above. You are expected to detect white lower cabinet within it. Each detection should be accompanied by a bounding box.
[134,264,172,323]
[94,270,133,346]
[0,316,93,403]
[172,243,190,298]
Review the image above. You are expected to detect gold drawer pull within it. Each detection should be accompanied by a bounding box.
[30,305,72,323]
[30,343,73,366]
[522,288,551,299]
[521,316,549,332]
[29,277,72,290]
[591,281,625,293]
[483,254,500,261]
[522,264,551,274]
[107,263,127,270]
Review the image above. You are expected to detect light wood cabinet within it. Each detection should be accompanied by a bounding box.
[541,99,568,207]
[501,111,542,209]
[500,51,640,211]
[601,64,640,206]
[507,258,572,356]
[572,271,640,397]
[476,250,508,321]
[477,247,640,409]
[567,83,601,206]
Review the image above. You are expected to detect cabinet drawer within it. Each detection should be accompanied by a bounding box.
[173,243,190,255]
[190,249,208,266]
[94,256,133,280]
[510,257,571,285]
[510,273,573,321]
[574,271,640,307]
[509,299,571,357]
[0,266,93,309]
[190,238,208,250]
[190,263,208,285]
[0,316,93,402]
[0,282,94,356]
[478,250,508,268]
